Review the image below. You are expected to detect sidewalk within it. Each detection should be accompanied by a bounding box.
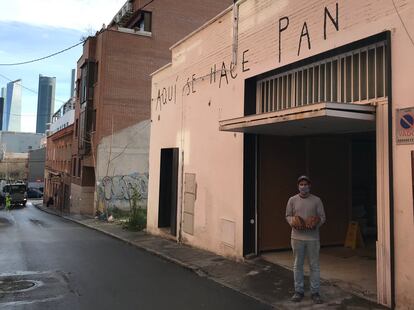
[34,202,385,310]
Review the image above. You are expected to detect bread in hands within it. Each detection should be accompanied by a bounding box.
[305,216,320,229]
[291,216,306,230]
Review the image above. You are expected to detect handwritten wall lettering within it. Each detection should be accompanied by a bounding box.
[192,74,197,93]
[154,3,341,110]
[156,89,162,110]
[297,22,311,56]
[278,2,339,61]
[230,63,238,79]
[219,62,229,88]
[278,17,290,63]
[324,3,339,40]
[210,64,217,84]
[184,75,197,96]
[156,77,177,110]
[168,85,174,102]
[242,49,250,72]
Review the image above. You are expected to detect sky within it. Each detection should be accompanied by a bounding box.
[0,0,126,132]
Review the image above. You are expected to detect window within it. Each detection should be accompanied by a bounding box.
[80,66,87,103]
[79,61,96,105]
[72,157,77,176]
[256,41,387,113]
[75,119,78,137]
[133,11,151,32]
[92,109,97,132]
[95,62,99,83]
[77,159,82,177]
[79,110,86,149]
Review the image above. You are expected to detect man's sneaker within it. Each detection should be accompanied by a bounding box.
[311,293,323,304]
[291,292,304,302]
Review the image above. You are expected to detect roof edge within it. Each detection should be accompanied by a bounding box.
[169,5,233,51]
[150,62,172,77]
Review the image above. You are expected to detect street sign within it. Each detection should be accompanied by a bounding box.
[397,108,414,144]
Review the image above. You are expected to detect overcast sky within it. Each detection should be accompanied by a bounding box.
[0,0,126,132]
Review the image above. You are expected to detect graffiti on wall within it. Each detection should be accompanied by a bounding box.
[97,172,149,208]
[153,2,340,110]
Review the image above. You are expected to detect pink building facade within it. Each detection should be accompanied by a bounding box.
[149,1,414,308]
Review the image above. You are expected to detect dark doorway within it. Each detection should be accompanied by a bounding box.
[254,132,376,252]
[158,148,179,236]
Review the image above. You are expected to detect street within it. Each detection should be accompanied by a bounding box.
[0,202,269,310]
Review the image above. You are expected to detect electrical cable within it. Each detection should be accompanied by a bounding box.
[0,0,157,126]
[140,0,155,10]
[0,72,68,104]
[0,0,156,67]
[0,41,85,66]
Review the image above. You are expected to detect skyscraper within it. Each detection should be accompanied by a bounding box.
[1,87,6,99]
[36,75,56,134]
[70,69,75,98]
[3,80,22,132]
[0,87,5,130]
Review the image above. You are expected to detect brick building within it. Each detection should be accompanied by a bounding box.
[45,124,73,213]
[71,0,233,215]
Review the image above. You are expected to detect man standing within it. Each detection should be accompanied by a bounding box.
[286,175,326,304]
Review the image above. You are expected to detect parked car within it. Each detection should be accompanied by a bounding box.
[2,183,27,207]
[27,188,43,199]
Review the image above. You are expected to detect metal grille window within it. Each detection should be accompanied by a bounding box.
[256,42,387,114]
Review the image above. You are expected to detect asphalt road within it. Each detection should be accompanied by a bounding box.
[0,202,269,310]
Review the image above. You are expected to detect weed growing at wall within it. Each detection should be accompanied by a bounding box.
[124,187,146,231]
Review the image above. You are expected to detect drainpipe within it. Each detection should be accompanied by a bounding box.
[232,0,249,66]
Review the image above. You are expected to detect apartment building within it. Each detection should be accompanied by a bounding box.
[71,0,233,215]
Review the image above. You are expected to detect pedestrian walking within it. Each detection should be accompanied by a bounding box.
[285,175,326,304]
[5,193,11,211]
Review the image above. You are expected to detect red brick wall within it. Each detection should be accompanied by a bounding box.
[71,0,233,187]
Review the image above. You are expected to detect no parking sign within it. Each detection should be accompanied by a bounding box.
[397,108,414,144]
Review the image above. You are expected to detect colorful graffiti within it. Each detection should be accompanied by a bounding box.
[98,172,149,203]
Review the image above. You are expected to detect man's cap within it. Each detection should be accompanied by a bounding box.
[297,175,311,184]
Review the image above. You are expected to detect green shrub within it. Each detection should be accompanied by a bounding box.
[124,187,146,231]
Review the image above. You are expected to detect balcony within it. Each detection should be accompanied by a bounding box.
[112,1,134,27]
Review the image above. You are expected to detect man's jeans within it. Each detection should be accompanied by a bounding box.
[291,239,320,295]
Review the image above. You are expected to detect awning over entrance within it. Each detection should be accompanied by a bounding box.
[219,103,375,136]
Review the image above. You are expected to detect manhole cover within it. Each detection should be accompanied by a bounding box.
[0,280,37,293]
[0,271,68,306]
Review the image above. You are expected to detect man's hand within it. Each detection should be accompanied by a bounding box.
[305,216,321,230]
[291,216,306,230]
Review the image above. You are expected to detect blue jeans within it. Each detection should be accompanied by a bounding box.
[291,239,320,295]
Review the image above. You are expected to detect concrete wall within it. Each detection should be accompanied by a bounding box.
[50,109,74,134]
[149,0,414,308]
[0,153,28,181]
[0,132,44,153]
[70,183,94,215]
[28,148,45,183]
[96,120,150,211]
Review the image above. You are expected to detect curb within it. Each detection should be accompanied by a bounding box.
[32,202,384,309]
[33,202,198,270]
[65,216,203,273]
[32,202,272,308]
